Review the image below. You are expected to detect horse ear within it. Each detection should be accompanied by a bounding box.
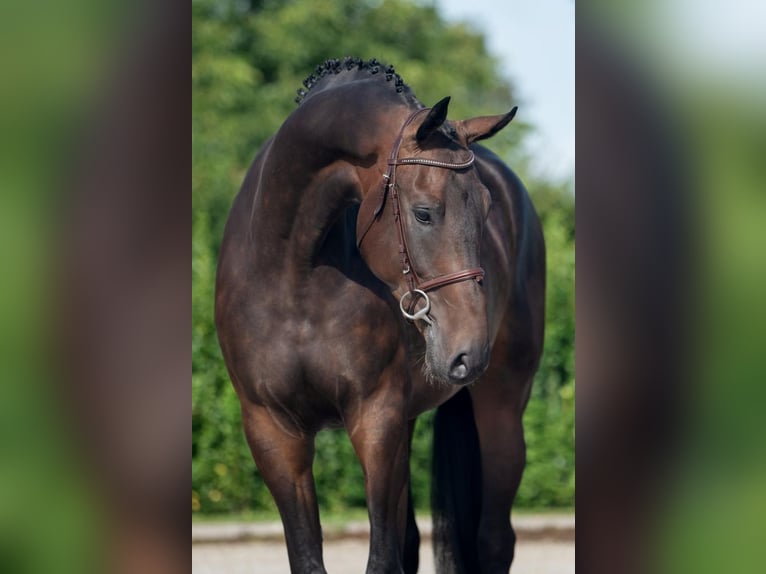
[416,96,451,142]
[459,106,518,144]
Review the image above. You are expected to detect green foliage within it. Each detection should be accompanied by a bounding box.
[192,0,574,515]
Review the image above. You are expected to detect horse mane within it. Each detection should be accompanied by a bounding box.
[295,57,416,105]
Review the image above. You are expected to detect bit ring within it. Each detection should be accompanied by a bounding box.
[399,289,432,325]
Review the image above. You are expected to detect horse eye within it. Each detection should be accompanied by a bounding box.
[413,208,431,224]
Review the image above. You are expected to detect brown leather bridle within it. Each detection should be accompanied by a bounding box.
[356,108,485,324]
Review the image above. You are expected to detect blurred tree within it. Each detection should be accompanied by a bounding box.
[192,0,574,514]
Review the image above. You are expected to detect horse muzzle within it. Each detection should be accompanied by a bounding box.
[446,342,490,385]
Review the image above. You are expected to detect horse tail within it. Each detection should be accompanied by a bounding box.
[431,388,482,574]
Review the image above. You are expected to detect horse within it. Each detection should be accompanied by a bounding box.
[215,57,545,574]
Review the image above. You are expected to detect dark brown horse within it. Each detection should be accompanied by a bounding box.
[215,58,545,574]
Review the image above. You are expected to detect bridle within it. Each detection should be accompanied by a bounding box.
[356,108,485,325]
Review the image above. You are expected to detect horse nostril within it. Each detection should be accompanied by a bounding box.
[448,345,489,384]
[449,353,470,381]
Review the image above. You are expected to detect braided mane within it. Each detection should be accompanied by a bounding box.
[295,57,414,105]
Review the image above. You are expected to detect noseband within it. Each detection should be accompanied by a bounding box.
[357,108,485,325]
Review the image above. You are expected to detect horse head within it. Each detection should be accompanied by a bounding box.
[357,97,517,385]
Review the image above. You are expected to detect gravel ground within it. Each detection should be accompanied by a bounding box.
[192,538,575,574]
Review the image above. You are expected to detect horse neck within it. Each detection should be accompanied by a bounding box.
[249,88,412,280]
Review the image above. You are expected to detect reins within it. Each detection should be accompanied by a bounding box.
[357,108,485,325]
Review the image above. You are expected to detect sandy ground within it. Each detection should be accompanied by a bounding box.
[192,538,575,574]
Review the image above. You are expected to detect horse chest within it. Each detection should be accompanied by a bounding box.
[242,281,399,403]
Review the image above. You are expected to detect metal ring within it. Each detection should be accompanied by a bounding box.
[399,289,433,325]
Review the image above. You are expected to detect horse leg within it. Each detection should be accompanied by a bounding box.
[241,403,326,574]
[348,396,410,574]
[469,374,532,574]
[403,420,420,574]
